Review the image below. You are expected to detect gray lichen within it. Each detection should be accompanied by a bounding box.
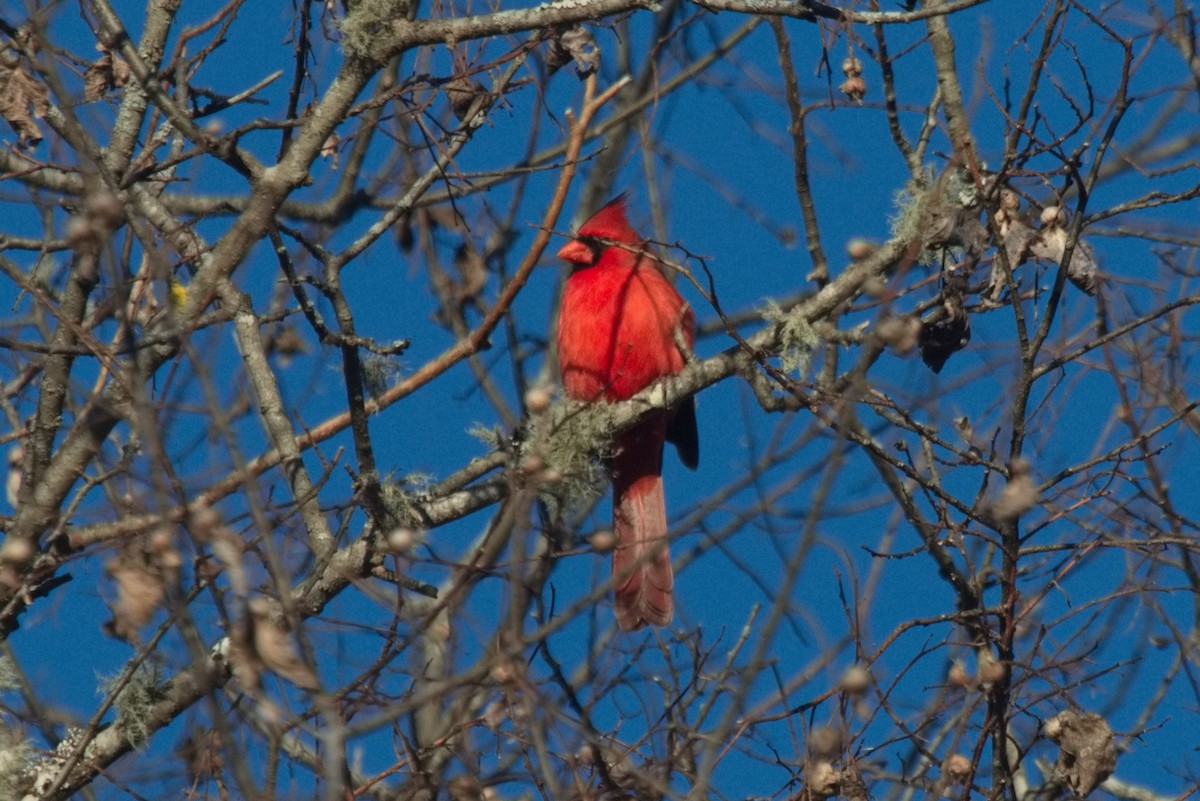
[762,299,819,377]
[340,0,413,63]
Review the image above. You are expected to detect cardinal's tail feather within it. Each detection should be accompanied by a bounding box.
[612,473,673,630]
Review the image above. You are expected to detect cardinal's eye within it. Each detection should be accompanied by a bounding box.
[564,235,597,266]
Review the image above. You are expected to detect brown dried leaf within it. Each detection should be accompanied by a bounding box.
[925,204,987,255]
[453,239,488,305]
[942,754,972,783]
[0,59,49,146]
[110,51,130,87]
[875,314,921,355]
[5,443,23,508]
[841,765,870,801]
[981,211,1035,305]
[105,530,181,641]
[83,51,131,101]
[448,775,484,801]
[319,132,340,168]
[394,210,414,251]
[1030,223,1066,264]
[84,54,112,101]
[1000,216,1036,266]
[1045,710,1117,796]
[445,73,485,122]
[427,205,466,231]
[839,75,867,103]
[808,726,843,760]
[226,616,263,693]
[1030,221,1099,296]
[547,25,600,77]
[264,324,308,366]
[177,729,225,783]
[806,761,840,799]
[992,459,1039,522]
[247,597,320,691]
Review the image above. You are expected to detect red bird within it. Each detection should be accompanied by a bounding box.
[556,196,698,630]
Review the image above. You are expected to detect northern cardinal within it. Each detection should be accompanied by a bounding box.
[556,196,698,630]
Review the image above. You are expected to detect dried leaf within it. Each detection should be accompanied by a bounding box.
[806,761,840,799]
[1045,710,1117,796]
[976,646,1006,686]
[547,25,600,77]
[808,726,843,760]
[189,502,251,599]
[1030,221,1099,296]
[839,664,871,695]
[83,50,129,101]
[104,529,181,641]
[247,597,320,691]
[997,217,1036,277]
[0,59,49,147]
[445,73,485,122]
[453,239,488,305]
[918,293,970,373]
[177,729,224,783]
[84,55,110,101]
[992,458,1038,521]
[107,562,165,639]
[448,775,483,801]
[982,214,1035,305]
[942,754,972,783]
[111,51,130,87]
[1065,236,1098,295]
[839,75,867,102]
[1030,223,1066,263]
[264,324,308,367]
[671,734,698,782]
[226,617,263,693]
[923,205,959,249]
[841,766,870,801]
[875,314,921,354]
[924,204,987,255]
[5,443,23,508]
[319,132,340,168]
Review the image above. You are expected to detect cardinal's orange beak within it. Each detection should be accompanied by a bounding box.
[557,239,596,266]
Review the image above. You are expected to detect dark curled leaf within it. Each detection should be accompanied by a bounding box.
[918,286,967,374]
[918,314,970,372]
[547,25,600,77]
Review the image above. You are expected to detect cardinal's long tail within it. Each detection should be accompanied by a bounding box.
[611,426,673,630]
